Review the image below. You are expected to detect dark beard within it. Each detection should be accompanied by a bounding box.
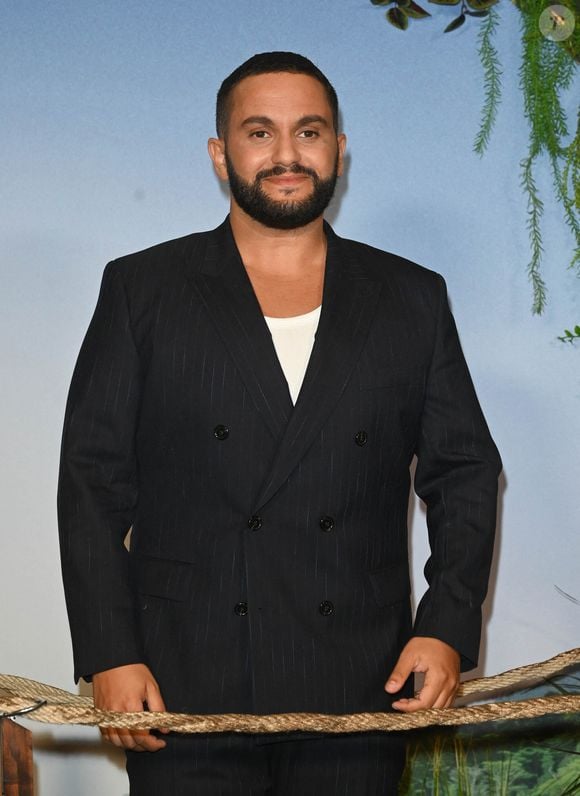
[225,152,339,230]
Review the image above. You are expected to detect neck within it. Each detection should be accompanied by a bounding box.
[228,202,327,277]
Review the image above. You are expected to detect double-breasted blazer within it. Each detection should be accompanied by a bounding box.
[58,217,501,716]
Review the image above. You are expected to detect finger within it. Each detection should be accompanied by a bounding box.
[117,731,142,751]
[392,690,439,712]
[391,695,423,712]
[100,726,116,745]
[391,682,422,708]
[392,675,437,711]
[144,681,170,735]
[392,677,456,712]
[114,727,166,752]
[134,731,167,752]
[385,652,415,694]
[432,683,458,710]
[144,680,166,711]
[103,728,132,749]
[99,725,166,750]
[103,728,166,752]
[421,667,458,708]
[432,694,450,710]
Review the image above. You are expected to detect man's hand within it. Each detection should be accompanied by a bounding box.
[384,637,460,712]
[92,663,168,752]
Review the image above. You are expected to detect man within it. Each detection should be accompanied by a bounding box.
[58,52,501,794]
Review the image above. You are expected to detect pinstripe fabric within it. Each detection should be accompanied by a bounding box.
[58,217,501,722]
[126,732,406,795]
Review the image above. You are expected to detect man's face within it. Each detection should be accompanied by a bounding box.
[209,72,346,229]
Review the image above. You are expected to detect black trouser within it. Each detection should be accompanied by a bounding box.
[127,731,406,795]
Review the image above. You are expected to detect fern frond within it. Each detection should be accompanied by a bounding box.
[561,109,580,213]
[519,0,542,133]
[521,154,547,313]
[516,0,579,309]
[542,43,573,145]
[473,6,502,155]
[550,154,580,274]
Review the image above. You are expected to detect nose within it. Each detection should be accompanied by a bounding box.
[271,132,300,167]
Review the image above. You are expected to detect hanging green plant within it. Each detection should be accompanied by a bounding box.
[558,325,580,343]
[370,0,580,337]
[473,8,502,156]
[370,0,498,32]
[516,0,579,313]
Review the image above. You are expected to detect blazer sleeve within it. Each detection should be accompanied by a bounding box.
[58,261,144,682]
[412,274,501,671]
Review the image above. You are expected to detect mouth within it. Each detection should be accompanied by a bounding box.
[263,174,311,190]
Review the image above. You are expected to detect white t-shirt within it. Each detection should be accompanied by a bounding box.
[264,306,322,404]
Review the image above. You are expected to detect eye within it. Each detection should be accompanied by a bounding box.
[298,129,319,139]
[249,130,270,139]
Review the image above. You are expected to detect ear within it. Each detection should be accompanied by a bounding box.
[336,133,347,177]
[208,137,228,181]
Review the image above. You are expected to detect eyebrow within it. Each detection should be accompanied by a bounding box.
[241,114,330,128]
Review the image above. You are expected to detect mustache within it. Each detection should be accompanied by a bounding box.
[255,164,318,181]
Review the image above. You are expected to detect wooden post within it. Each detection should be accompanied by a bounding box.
[0,718,34,796]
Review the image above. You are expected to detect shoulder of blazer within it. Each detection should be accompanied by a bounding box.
[104,220,447,313]
[328,225,444,290]
[104,219,230,285]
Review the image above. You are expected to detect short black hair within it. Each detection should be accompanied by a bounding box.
[216,51,339,138]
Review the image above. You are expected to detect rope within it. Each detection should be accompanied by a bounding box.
[455,646,580,698]
[1,647,578,735]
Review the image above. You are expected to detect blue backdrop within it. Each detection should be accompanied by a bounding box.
[1,2,578,793]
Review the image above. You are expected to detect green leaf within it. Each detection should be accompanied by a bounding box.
[404,1,431,18]
[465,9,490,16]
[428,0,461,6]
[574,325,580,335]
[444,12,465,31]
[386,6,409,28]
[565,329,574,337]
[370,0,392,5]
[466,0,498,8]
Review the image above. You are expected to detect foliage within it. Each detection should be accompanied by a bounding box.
[370,0,580,336]
[370,0,498,33]
[399,670,580,795]
[558,324,580,343]
[517,0,579,314]
[474,7,502,155]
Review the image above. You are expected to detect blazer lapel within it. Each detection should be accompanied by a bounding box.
[254,224,382,509]
[187,219,293,442]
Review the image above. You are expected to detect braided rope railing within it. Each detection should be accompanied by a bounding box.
[1,648,579,734]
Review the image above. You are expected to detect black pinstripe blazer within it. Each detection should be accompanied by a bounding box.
[58,217,501,715]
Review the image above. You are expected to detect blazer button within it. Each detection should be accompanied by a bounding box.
[354,430,368,447]
[213,424,229,440]
[319,516,335,532]
[319,600,334,617]
[234,602,248,616]
[248,515,262,530]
